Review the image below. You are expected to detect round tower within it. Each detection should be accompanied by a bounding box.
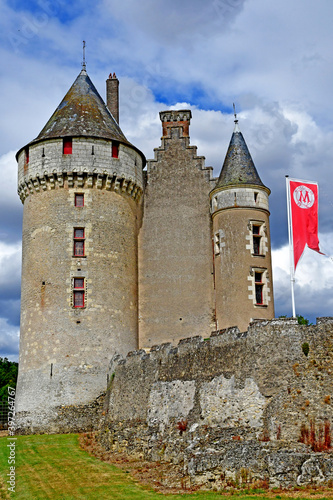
[15,68,145,433]
[210,118,274,332]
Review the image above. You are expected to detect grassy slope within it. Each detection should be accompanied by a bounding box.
[0,433,330,500]
[0,433,241,499]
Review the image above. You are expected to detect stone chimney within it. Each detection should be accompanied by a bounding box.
[160,110,192,138]
[106,73,119,124]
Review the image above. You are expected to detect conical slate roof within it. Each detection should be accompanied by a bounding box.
[33,69,129,144]
[215,122,266,189]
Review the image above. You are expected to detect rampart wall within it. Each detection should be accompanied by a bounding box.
[98,318,333,489]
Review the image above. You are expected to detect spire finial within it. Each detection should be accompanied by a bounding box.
[233,102,240,132]
[82,40,86,71]
[233,103,238,124]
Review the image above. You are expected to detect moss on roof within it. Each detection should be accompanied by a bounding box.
[215,128,266,189]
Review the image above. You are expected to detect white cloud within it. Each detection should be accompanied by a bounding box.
[272,233,333,320]
[0,0,332,356]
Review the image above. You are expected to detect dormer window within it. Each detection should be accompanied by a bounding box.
[63,138,72,155]
[112,141,119,158]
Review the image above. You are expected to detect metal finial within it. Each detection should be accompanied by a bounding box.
[82,40,86,70]
[233,103,238,123]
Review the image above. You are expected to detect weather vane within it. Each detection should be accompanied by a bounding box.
[82,40,86,71]
[233,103,238,124]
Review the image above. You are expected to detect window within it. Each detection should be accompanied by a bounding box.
[112,141,119,158]
[63,138,72,154]
[214,232,220,255]
[73,228,85,256]
[252,225,261,255]
[75,194,84,207]
[255,272,263,305]
[24,147,29,164]
[73,278,84,308]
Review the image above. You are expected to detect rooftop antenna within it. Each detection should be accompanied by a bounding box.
[82,40,86,71]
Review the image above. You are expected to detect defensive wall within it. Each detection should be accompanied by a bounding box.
[98,317,333,489]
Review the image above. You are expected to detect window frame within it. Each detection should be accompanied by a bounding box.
[73,278,85,308]
[75,193,84,207]
[248,220,266,257]
[252,224,261,256]
[254,271,264,305]
[73,228,85,257]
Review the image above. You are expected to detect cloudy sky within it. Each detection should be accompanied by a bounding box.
[1,0,333,360]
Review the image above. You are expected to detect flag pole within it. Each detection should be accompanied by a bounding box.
[286,175,296,318]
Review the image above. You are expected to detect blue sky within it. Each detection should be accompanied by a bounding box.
[1,0,333,359]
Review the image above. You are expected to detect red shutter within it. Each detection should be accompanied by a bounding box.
[112,142,119,158]
[63,138,72,154]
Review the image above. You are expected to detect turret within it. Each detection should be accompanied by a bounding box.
[15,67,145,433]
[210,116,274,332]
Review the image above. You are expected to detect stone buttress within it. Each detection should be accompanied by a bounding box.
[15,68,145,433]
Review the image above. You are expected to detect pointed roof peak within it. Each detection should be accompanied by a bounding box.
[215,116,266,190]
[31,70,130,145]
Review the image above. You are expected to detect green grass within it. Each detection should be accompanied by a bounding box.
[0,433,329,499]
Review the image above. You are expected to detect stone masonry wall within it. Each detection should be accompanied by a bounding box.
[99,318,333,489]
[138,122,216,347]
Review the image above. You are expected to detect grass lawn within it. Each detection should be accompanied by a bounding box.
[0,433,331,499]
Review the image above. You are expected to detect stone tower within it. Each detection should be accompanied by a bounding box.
[210,118,274,332]
[138,110,215,347]
[15,68,145,432]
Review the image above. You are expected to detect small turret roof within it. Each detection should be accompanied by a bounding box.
[215,121,266,190]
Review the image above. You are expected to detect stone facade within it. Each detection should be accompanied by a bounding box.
[99,318,333,488]
[138,111,216,346]
[15,69,275,434]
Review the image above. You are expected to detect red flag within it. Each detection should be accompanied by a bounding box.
[289,179,322,270]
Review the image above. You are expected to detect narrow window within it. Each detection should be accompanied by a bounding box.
[73,228,85,256]
[255,272,263,304]
[73,278,85,308]
[112,141,119,158]
[24,147,29,164]
[75,193,84,207]
[252,225,261,255]
[254,192,258,202]
[63,138,72,155]
[214,232,220,255]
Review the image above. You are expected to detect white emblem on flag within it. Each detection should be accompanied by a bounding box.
[293,185,315,209]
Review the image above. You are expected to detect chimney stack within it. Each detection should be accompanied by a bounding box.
[159,110,192,138]
[106,73,119,124]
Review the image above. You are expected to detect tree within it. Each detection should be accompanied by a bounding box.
[0,358,18,400]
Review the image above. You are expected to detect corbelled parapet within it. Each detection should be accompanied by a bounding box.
[17,138,143,203]
[160,109,192,138]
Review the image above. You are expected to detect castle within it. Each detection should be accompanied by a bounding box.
[15,67,274,432]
